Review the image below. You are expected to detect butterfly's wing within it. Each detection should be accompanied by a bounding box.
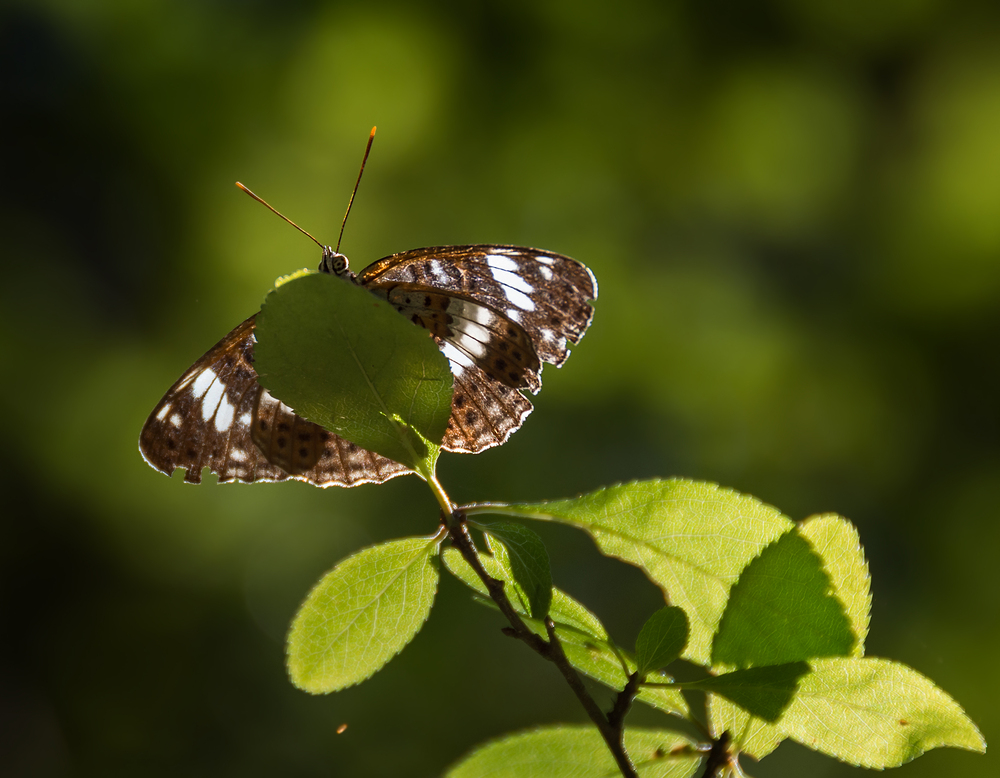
[358,245,597,454]
[139,316,410,487]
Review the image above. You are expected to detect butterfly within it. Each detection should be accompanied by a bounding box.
[139,242,597,487]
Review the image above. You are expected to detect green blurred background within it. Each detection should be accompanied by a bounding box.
[3,0,997,775]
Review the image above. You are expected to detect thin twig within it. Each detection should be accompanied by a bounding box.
[447,512,638,778]
[608,672,641,731]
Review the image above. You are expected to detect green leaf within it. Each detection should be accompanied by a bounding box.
[798,513,870,655]
[635,606,688,678]
[712,529,855,667]
[708,516,873,757]
[445,725,701,778]
[779,657,986,767]
[440,547,688,717]
[707,658,986,767]
[479,521,553,618]
[490,479,792,664]
[287,535,441,693]
[255,271,454,477]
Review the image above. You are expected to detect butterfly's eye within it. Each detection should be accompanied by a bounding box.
[319,249,350,276]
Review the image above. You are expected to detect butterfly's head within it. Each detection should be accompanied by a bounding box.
[319,246,353,279]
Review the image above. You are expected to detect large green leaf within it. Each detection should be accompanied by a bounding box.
[445,725,701,778]
[287,535,442,693]
[706,657,985,767]
[255,271,454,476]
[440,547,688,717]
[480,479,792,664]
[779,657,985,767]
[708,515,872,757]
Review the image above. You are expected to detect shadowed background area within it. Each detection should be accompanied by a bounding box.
[2,1,997,775]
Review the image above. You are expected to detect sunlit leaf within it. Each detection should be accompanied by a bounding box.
[707,657,985,767]
[776,657,986,767]
[445,725,701,778]
[708,516,873,755]
[287,535,442,693]
[255,271,453,476]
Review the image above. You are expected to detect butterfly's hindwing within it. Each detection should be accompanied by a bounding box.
[140,243,596,486]
[443,361,533,453]
[139,317,410,487]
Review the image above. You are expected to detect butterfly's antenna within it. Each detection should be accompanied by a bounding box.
[235,182,326,249]
[337,126,376,252]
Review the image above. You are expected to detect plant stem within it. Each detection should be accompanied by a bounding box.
[447,511,638,778]
[424,471,455,519]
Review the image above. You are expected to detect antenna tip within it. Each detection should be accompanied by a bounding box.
[369,126,377,137]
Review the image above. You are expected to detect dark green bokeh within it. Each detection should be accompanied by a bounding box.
[3,1,996,776]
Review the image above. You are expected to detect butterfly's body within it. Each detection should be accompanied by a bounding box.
[140,244,596,487]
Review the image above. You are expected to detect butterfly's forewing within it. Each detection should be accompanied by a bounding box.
[139,316,410,486]
[360,245,597,370]
[359,245,597,454]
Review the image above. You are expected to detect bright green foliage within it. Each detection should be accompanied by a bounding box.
[712,529,855,667]
[287,535,442,693]
[708,658,984,767]
[782,657,986,767]
[635,606,688,678]
[255,272,454,477]
[492,479,791,664]
[708,513,874,758]
[479,520,553,619]
[445,725,701,778]
[798,514,871,655]
[440,548,689,717]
